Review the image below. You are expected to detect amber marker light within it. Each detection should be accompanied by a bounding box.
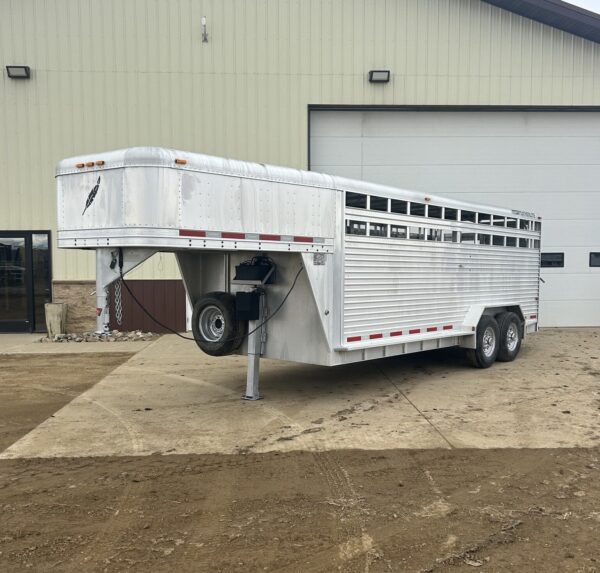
[85,162,94,167]
[175,158,187,165]
[96,160,105,166]
[75,163,85,168]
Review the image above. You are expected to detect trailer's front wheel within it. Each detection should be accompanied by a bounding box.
[192,292,245,356]
[467,315,500,368]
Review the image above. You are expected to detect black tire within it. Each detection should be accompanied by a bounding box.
[467,315,500,368]
[192,292,245,356]
[496,311,522,362]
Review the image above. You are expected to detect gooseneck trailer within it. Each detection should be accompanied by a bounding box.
[56,147,541,399]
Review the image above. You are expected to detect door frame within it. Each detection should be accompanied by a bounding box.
[0,230,52,333]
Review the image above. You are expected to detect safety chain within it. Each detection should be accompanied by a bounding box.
[115,278,123,326]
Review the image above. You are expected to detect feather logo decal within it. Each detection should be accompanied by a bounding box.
[82,176,101,216]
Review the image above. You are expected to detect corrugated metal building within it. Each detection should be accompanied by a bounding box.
[1,0,599,332]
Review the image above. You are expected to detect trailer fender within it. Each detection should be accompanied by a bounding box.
[459,303,527,349]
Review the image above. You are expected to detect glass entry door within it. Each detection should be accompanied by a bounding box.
[0,231,52,332]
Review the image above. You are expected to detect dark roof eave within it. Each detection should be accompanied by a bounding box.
[482,0,600,44]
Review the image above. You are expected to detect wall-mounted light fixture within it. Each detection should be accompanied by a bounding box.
[6,65,31,79]
[368,70,390,84]
[201,16,209,43]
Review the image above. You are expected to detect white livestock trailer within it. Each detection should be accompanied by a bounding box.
[56,147,541,399]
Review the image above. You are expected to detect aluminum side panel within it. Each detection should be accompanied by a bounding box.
[343,237,539,340]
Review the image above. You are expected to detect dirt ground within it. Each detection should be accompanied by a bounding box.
[0,353,132,452]
[1,343,600,572]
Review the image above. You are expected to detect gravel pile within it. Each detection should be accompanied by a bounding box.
[40,330,160,343]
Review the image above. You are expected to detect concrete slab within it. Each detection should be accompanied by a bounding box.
[1,329,599,458]
[0,333,155,355]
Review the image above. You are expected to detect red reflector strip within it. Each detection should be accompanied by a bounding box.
[530,314,537,319]
[293,236,313,243]
[347,336,361,343]
[221,232,245,240]
[390,330,402,337]
[427,326,438,332]
[179,229,206,238]
[369,333,383,340]
[409,328,421,335]
[443,325,453,331]
[259,234,281,241]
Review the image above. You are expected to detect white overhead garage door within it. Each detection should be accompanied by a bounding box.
[310,110,600,327]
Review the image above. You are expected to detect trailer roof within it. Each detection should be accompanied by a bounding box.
[56,147,538,219]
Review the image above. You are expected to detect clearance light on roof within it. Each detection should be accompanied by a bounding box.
[175,158,187,165]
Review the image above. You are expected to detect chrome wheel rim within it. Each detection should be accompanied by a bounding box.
[482,326,496,357]
[199,305,225,342]
[506,322,519,352]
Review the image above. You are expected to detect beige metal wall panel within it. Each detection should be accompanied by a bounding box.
[1,0,600,280]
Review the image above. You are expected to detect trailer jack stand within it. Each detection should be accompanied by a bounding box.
[243,288,267,401]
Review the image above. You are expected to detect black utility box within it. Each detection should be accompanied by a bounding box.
[234,260,275,284]
[235,291,261,321]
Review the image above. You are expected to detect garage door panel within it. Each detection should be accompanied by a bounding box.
[360,111,600,137]
[361,136,600,166]
[361,165,600,194]
[310,111,363,136]
[540,274,600,299]
[540,220,600,248]
[539,300,600,327]
[310,164,363,179]
[309,137,362,165]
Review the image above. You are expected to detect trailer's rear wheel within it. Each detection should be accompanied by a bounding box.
[192,292,245,356]
[467,315,500,368]
[496,311,522,362]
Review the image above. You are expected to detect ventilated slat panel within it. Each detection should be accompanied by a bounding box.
[343,235,539,337]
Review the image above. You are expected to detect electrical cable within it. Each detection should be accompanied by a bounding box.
[117,253,304,344]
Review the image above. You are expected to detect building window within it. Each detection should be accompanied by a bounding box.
[370,196,388,212]
[519,238,529,248]
[444,207,458,221]
[369,222,388,237]
[428,205,443,219]
[410,202,426,217]
[478,234,491,245]
[492,235,504,246]
[478,213,491,225]
[461,232,476,244]
[346,192,367,209]
[391,199,407,214]
[390,225,407,239]
[590,253,600,267]
[345,220,367,235]
[506,236,517,247]
[519,219,530,230]
[541,253,564,268]
[461,210,476,223]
